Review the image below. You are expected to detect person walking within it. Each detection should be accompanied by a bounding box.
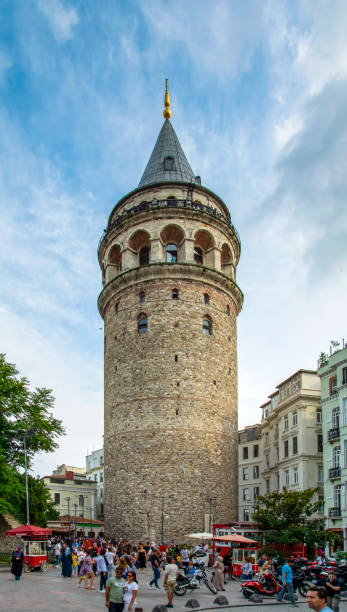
[79,550,95,589]
[163,555,179,609]
[105,566,126,611]
[61,542,72,578]
[54,540,61,568]
[123,570,138,612]
[180,545,190,573]
[212,555,225,591]
[11,545,24,581]
[148,547,161,589]
[277,558,297,606]
[324,569,341,612]
[97,548,108,593]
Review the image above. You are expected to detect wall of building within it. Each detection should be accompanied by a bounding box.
[86,448,104,519]
[43,476,97,520]
[238,425,263,521]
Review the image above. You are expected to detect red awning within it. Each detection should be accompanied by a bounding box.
[5,524,52,537]
[213,534,258,545]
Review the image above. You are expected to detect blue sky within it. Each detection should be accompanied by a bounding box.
[1,0,346,476]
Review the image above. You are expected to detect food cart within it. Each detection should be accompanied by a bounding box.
[213,533,260,576]
[5,524,52,572]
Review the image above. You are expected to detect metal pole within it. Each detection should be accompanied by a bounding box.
[161,496,164,545]
[209,497,212,534]
[66,497,70,535]
[23,436,30,524]
[74,504,77,538]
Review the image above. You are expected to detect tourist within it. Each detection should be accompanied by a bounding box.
[180,544,190,573]
[61,542,72,578]
[148,547,161,589]
[136,543,147,574]
[79,550,95,589]
[163,555,179,609]
[277,558,297,606]
[11,545,24,581]
[306,586,334,612]
[54,540,61,567]
[97,548,108,592]
[105,566,125,611]
[241,557,253,580]
[212,555,225,591]
[324,569,341,612]
[72,549,78,576]
[106,546,116,574]
[123,570,138,612]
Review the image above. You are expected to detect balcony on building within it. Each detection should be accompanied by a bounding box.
[328,427,340,442]
[328,466,341,479]
[328,507,342,518]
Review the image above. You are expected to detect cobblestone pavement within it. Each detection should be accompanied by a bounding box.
[1,565,346,612]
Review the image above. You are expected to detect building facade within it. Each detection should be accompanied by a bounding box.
[43,465,97,520]
[98,86,243,541]
[238,425,263,521]
[86,447,104,519]
[318,344,347,549]
[260,370,323,514]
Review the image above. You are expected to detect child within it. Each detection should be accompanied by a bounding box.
[72,550,78,576]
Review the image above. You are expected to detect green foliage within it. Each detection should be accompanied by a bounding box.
[335,551,347,561]
[253,488,333,548]
[0,353,64,524]
[318,352,329,367]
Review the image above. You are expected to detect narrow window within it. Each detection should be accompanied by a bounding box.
[166,243,178,263]
[284,439,289,457]
[164,156,175,171]
[139,291,145,303]
[293,436,298,454]
[343,367,347,385]
[174,354,178,362]
[226,305,230,316]
[253,445,259,458]
[139,246,150,266]
[204,293,209,304]
[115,302,119,313]
[172,288,179,300]
[243,447,248,459]
[317,434,323,452]
[202,317,212,335]
[194,247,203,264]
[137,314,148,334]
[54,493,60,504]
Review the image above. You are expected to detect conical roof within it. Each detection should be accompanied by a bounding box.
[138,119,195,188]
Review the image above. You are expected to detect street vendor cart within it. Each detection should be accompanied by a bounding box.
[5,524,52,572]
[213,533,260,577]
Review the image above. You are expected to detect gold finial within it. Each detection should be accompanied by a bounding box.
[163,78,171,119]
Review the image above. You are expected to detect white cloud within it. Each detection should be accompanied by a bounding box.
[37,0,79,43]
[0,48,12,83]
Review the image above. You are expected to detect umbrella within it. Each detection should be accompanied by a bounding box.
[213,534,258,545]
[5,524,52,537]
[184,532,212,540]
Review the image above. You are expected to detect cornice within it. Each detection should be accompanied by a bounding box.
[98,262,243,317]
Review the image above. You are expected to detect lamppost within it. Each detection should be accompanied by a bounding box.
[207,497,216,534]
[17,428,36,525]
[66,497,71,535]
[74,504,77,538]
[161,496,164,545]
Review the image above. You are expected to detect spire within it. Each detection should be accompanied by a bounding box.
[163,79,171,119]
[139,82,195,188]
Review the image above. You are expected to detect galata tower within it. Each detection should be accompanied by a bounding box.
[98,82,243,542]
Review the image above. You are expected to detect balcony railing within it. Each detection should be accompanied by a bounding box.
[328,427,340,442]
[98,198,241,251]
[328,507,341,518]
[329,466,341,479]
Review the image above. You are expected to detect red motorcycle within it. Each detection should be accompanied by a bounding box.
[241,574,281,599]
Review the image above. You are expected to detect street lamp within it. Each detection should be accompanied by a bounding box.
[66,497,71,535]
[17,428,36,525]
[74,503,77,537]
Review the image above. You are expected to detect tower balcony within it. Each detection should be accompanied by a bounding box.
[328,466,341,479]
[328,427,340,442]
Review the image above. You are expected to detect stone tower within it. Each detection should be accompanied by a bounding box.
[98,84,243,542]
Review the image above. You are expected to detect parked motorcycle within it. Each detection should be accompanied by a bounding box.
[241,574,281,599]
[174,562,217,596]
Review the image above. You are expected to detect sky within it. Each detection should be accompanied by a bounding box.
[0,0,346,477]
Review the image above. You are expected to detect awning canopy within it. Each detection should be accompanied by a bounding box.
[184,532,212,540]
[213,534,258,545]
[5,524,52,538]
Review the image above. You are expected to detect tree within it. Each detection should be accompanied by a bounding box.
[253,488,338,553]
[0,353,65,524]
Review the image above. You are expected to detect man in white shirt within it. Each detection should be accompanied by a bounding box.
[54,541,61,567]
[163,556,179,609]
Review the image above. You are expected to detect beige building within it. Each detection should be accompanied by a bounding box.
[98,87,243,540]
[43,465,97,520]
[260,370,323,513]
[238,425,263,521]
[86,447,104,519]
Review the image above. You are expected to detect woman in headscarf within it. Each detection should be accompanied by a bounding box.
[61,542,72,578]
[11,545,24,581]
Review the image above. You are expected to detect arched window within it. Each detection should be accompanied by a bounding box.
[172,288,179,300]
[204,293,210,305]
[138,313,148,334]
[166,244,178,263]
[202,316,212,335]
[139,291,145,303]
[194,247,203,264]
[139,246,150,266]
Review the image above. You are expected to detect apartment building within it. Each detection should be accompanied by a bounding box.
[86,447,104,519]
[43,465,97,520]
[318,344,347,549]
[238,425,263,521]
[260,370,323,514]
